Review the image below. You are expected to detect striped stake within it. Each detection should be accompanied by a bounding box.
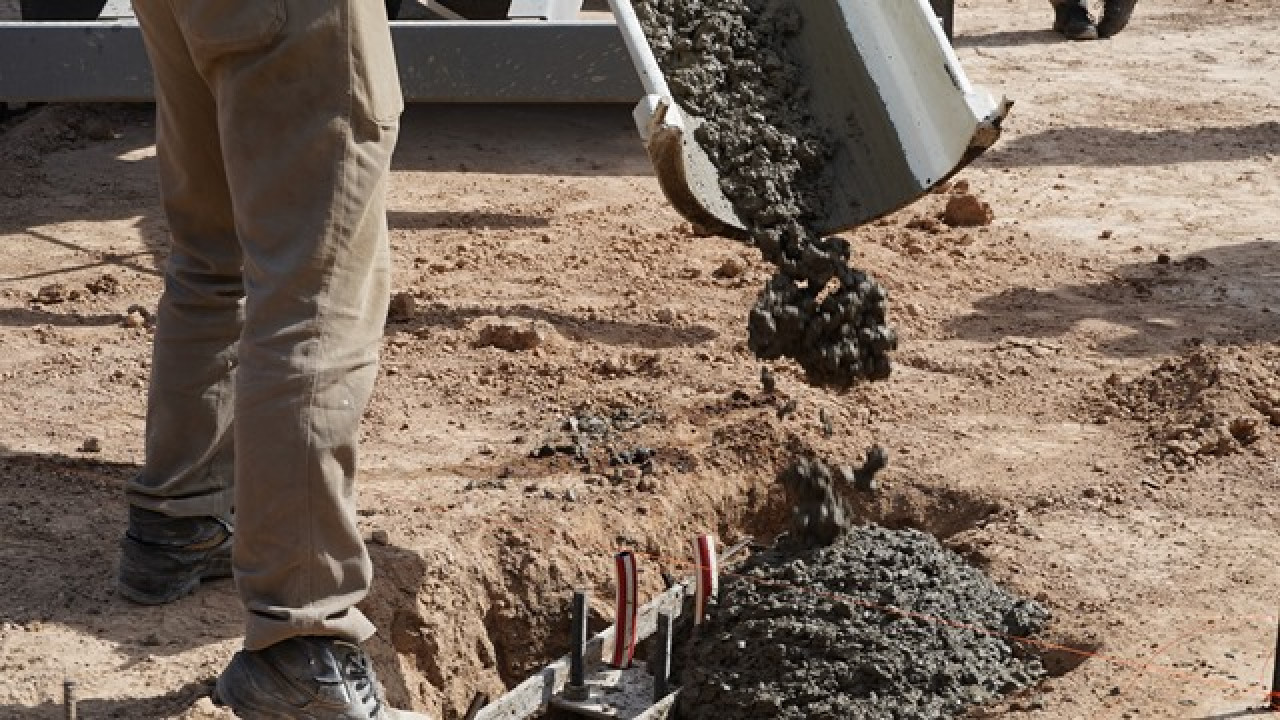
[611,551,638,669]
[692,534,719,625]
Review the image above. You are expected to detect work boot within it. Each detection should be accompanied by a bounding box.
[117,506,233,605]
[1052,0,1099,40]
[215,637,431,720]
[1097,0,1137,37]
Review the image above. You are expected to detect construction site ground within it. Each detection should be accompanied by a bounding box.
[1,0,1278,717]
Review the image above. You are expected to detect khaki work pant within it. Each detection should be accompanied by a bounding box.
[126,0,403,651]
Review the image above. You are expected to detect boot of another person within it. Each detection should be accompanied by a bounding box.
[1098,0,1137,37]
[117,506,233,605]
[1051,0,1099,40]
[215,636,434,720]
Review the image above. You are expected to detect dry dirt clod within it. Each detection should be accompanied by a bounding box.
[35,283,71,304]
[474,318,555,351]
[943,193,995,227]
[713,256,747,279]
[85,274,121,295]
[387,291,416,323]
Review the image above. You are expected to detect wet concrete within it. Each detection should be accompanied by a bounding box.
[635,0,897,388]
[675,525,1051,720]
[782,448,888,546]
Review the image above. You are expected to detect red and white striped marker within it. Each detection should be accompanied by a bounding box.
[692,534,719,625]
[611,551,638,668]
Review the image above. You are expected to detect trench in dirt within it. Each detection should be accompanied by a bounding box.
[367,460,1089,720]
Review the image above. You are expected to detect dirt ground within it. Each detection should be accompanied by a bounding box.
[1,0,1278,718]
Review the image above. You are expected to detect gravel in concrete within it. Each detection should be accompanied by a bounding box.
[676,525,1050,720]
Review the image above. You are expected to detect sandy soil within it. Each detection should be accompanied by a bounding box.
[1,0,1279,718]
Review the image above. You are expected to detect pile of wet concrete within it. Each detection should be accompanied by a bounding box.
[634,0,896,389]
[674,525,1050,720]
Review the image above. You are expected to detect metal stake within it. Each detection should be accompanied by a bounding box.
[652,611,674,702]
[565,589,590,702]
[1270,610,1279,711]
[64,679,77,720]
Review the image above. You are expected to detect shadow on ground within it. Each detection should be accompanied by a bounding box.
[0,681,212,720]
[1,103,651,300]
[982,122,1280,168]
[391,104,651,177]
[950,240,1280,357]
[953,28,1064,48]
[391,301,718,349]
[0,450,432,714]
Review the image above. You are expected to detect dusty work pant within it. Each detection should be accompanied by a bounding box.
[126,0,402,651]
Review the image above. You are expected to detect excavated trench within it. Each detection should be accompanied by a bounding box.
[509,465,1063,720]
[373,455,1065,720]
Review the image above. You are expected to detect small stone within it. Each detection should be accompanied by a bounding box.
[1156,253,1171,264]
[79,437,101,453]
[654,307,677,324]
[563,488,578,502]
[122,311,146,328]
[370,529,390,545]
[543,489,558,500]
[1099,229,1113,239]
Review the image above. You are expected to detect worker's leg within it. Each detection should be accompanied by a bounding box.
[177,0,402,651]
[119,0,243,604]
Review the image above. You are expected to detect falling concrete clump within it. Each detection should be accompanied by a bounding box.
[634,0,897,389]
[676,525,1051,720]
[783,447,888,546]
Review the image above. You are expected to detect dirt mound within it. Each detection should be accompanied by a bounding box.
[0,104,138,198]
[1099,346,1280,468]
[676,526,1049,720]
